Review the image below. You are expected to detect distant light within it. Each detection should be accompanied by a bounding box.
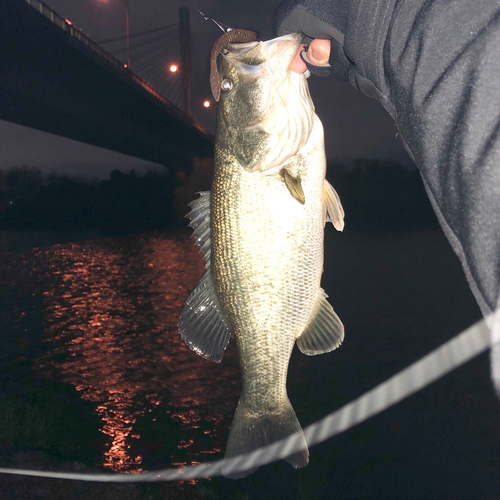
[169,64,178,73]
[203,100,211,108]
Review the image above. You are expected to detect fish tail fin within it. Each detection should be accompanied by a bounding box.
[221,397,309,479]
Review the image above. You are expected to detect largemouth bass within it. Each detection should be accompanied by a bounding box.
[179,33,345,478]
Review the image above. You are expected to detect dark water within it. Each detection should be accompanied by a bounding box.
[0,227,499,499]
[0,230,241,473]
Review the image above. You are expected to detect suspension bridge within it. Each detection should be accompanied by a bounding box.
[0,0,214,170]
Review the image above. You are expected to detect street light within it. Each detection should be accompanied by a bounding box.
[203,100,210,108]
[121,0,131,68]
[98,0,131,68]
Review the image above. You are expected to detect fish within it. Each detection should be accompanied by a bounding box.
[178,32,345,478]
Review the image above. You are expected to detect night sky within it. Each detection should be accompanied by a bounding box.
[0,0,413,178]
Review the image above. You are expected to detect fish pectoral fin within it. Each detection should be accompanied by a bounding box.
[178,270,233,363]
[297,289,344,356]
[186,191,211,268]
[323,179,345,231]
[281,169,305,205]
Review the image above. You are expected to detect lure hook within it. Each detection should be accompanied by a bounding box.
[195,7,233,33]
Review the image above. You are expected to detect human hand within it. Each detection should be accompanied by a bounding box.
[290,39,331,73]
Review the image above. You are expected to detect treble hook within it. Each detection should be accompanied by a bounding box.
[195,7,233,33]
[195,7,258,101]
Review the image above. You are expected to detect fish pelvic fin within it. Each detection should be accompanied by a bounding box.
[297,288,344,356]
[323,179,345,231]
[222,397,309,479]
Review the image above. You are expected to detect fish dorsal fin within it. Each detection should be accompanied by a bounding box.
[323,180,345,231]
[179,270,233,363]
[179,192,234,363]
[186,191,211,268]
[297,289,344,356]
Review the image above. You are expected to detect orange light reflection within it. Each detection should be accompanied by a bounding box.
[34,232,240,472]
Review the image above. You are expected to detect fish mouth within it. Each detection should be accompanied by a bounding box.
[218,33,314,172]
[224,33,303,72]
[242,34,314,172]
[210,32,300,102]
[223,40,261,57]
[223,33,304,129]
[263,33,303,69]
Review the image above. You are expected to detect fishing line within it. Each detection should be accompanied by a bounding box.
[0,317,491,481]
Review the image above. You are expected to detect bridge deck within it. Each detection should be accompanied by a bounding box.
[0,0,214,168]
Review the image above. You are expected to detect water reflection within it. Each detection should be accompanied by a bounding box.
[30,231,240,472]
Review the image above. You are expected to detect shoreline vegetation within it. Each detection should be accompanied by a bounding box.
[0,160,437,244]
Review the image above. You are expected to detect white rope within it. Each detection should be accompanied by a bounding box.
[0,317,491,482]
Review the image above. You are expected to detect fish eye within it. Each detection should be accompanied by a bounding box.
[220,78,233,94]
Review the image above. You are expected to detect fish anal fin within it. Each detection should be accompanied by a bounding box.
[323,179,345,231]
[297,289,344,356]
[178,270,233,363]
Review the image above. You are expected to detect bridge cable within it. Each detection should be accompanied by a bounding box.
[110,30,180,57]
[127,44,180,74]
[97,24,179,44]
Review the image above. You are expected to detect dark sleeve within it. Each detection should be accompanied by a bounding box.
[275,0,500,316]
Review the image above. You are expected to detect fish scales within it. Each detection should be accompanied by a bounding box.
[179,33,345,478]
[212,125,325,405]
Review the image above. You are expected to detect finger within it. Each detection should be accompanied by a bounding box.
[290,44,307,73]
[307,39,331,66]
[290,39,332,74]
